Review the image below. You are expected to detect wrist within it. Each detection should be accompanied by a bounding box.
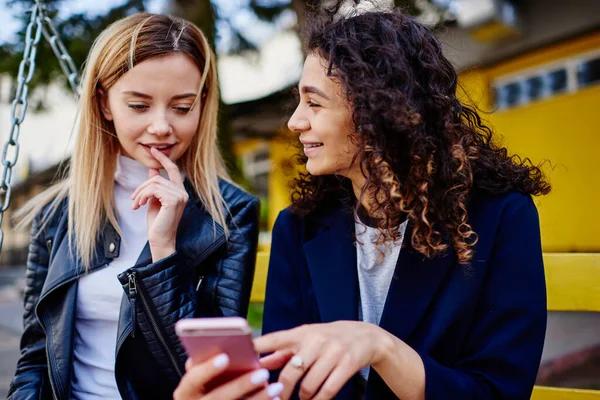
[371,326,396,368]
[149,243,176,262]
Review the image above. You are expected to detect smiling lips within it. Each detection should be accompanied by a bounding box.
[301,140,323,156]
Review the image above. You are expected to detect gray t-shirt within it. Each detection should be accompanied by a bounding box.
[355,214,407,379]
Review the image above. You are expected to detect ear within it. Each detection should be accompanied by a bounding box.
[97,89,113,121]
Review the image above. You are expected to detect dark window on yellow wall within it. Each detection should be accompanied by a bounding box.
[578,57,600,87]
[254,149,270,163]
[493,86,500,109]
[241,147,270,231]
[504,81,521,107]
[493,86,502,109]
[494,81,523,110]
[524,76,544,101]
[546,69,567,94]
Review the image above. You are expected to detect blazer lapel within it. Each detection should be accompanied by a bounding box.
[378,222,456,341]
[303,208,359,323]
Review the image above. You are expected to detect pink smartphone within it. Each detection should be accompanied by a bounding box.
[175,317,261,390]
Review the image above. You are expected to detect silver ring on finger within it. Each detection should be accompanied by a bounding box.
[290,354,305,371]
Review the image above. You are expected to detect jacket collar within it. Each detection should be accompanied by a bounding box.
[304,206,456,341]
[39,182,226,302]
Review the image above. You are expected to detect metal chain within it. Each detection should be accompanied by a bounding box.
[0,3,43,250]
[0,1,80,251]
[41,14,81,95]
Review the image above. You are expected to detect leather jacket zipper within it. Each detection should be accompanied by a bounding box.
[42,314,60,400]
[127,273,137,338]
[46,346,59,400]
[127,270,183,377]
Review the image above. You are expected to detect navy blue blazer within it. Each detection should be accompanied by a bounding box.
[262,190,547,399]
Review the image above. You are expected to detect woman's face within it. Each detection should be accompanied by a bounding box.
[288,54,361,180]
[100,53,201,169]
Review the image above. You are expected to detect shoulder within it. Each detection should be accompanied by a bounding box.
[467,189,541,258]
[273,205,326,231]
[218,179,259,213]
[34,195,68,230]
[25,194,68,249]
[273,203,347,239]
[468,189,538,225]
[274,207,302,228]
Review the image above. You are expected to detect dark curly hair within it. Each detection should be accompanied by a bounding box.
[290,2,551,264]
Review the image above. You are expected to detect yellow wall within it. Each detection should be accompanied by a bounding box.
[459,31,600,252]
[233,133,298,232]
[267,136,297,229]
[233,138,264,155]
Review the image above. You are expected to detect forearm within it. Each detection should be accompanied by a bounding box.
[372,328,426,400]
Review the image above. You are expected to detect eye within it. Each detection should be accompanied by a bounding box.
[128,104,148,111]
[307,100,321,108]
[174,107,192,113]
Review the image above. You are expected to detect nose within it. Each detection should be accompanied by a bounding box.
[147,112,172,136]
[287,105,310,133]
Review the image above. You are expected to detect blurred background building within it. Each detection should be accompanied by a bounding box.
[0,0,598,396]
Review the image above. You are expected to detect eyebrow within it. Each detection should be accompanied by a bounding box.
[301,85,330,100]
[122,91,198,100]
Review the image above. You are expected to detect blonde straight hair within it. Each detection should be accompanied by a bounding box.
[16,13,231,270]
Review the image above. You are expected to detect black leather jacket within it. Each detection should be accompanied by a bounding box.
[8,180,259,400]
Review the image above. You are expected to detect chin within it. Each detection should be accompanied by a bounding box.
[306,163,320,176]
[306,162,332,176]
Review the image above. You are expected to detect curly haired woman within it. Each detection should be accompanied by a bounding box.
[174,3,551,400]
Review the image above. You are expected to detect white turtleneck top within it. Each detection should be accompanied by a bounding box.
[71,155,151,400]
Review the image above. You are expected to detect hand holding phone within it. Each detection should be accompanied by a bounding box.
[175,317,261,391]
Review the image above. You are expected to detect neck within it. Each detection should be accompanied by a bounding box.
[345,167,377,216]
[346,163,397,220]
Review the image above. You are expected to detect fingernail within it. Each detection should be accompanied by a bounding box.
[213,354,229,368]
[250,368,269,385]
[273,397,281,400]
[268,382,284,397]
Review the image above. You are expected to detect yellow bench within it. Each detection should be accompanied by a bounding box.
[250,251,270,303]
[532,253,600,399]
[251,251,600,399]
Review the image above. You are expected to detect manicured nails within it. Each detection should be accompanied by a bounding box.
[268,382,284,397]
[213,353,229,369]
[250,368,270,384]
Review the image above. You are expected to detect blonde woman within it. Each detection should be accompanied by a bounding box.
[8,13,261,400]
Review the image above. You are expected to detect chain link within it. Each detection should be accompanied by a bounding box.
[0,1,80,251]
[42,16,81,95]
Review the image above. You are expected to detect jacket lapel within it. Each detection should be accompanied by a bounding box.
[378,222,456,341]
[40,182,226,305]
[109,183,227,269]
[174,193,226,267]
[303,208,359,323]
[40,217,109,302]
